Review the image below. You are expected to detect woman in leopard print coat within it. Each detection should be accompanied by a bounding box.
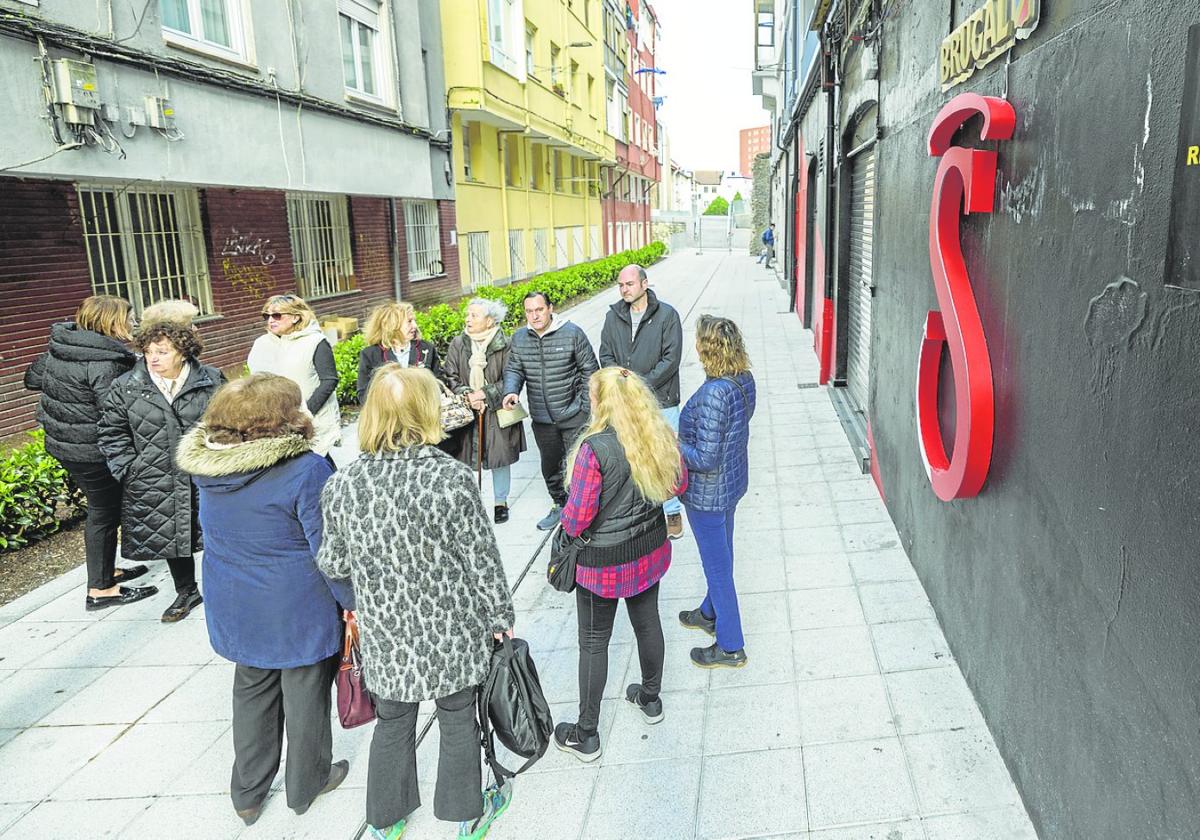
[316,365,515,836]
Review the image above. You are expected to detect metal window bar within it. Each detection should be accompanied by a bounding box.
[507,229,525,283]
[403,199,442,280]
[589,225,601,260]
[555,227,569,268]
[466,231,492,290]
[533,228,549,273]
[570,226,584,264]
[287,193,354,298]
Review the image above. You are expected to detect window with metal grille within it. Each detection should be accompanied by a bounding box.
[508,230,525,282]
[589,225,601,258]
[554,227,569,268]
[77,185,213,316]
[465,231,492,290]
[285,192,355,299]
[403,199,442,280]
[534,228,549,273]
[570,226,584,262]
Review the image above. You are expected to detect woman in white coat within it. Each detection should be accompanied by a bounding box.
[247,295,341,462]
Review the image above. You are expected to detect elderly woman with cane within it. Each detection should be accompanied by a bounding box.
[443,298,527,524]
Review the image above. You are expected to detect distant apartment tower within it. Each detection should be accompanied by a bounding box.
[739,125,772,176]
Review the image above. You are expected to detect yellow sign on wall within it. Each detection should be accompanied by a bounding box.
[939,0,1041,90]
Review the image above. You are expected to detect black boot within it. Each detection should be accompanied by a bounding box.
[161,586,203,623]
[690,642,748,669]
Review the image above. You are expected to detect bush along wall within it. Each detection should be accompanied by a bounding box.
[0,430,84,551]
[335,242,667,405]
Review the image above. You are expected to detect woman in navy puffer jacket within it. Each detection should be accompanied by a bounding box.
[676,316,757,669]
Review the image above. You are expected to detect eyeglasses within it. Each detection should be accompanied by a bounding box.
[262,312,289,321]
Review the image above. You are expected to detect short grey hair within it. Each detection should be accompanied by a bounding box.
[467,297,508,324]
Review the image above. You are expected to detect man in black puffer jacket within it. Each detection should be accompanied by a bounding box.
[503,291,599,530]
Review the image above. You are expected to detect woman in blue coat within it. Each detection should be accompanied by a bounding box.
[676,316,757,668]
[176,374,354,827]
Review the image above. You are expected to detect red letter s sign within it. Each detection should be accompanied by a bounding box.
[918,93,1015,502]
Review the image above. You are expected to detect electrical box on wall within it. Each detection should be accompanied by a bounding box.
[50,59,100,124]
[144,95,176,130]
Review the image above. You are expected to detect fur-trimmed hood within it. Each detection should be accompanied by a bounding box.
[176,425,313,486]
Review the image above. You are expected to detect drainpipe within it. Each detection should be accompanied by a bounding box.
[498,130,525,282]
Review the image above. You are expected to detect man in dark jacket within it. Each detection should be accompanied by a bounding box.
[758,223,776,267]
[598,265,686,538]
[503,291,599,530]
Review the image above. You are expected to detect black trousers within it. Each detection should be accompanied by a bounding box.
[531,415,587,507]
[165,557,197,594]
[576,582,664,735]
[60,460,123,591]
[230,656,337,811]
[366,687,483,828]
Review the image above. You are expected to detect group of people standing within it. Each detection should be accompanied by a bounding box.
[22,263,757,838]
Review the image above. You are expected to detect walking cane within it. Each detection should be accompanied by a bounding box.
[476,409,485,490]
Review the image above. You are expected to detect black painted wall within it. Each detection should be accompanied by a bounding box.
[857,1,1200,837]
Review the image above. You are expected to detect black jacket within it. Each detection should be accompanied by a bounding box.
[502,319,599,426]
[576,430,667,568]
[98,359,224,561]
[598,290,683,408]
[24,323,137,463]
[356,340,442,406]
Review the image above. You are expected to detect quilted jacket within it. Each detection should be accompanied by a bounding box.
[678,372,757,511]
[23,323,136,463]
[98,359,223,561]
[502,318,598,426]
[598,290,684,408]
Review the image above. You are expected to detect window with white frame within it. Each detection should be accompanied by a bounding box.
[78,185,213,316]
[339,0,390,102]
[487,0,521,77]
[403,199,442,280]
[525,22,537,76]
[285,192,355,299]
[160,0,251,62]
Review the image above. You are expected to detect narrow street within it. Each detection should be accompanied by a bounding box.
[0,249,1036,839]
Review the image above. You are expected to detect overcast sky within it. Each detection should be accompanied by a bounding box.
[652,0,772,172]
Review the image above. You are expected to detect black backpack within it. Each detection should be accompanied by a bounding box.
[478,637,554,780]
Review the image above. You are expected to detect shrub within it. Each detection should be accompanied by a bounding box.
[0,430,84,552]
[703,196,729,216]
[335,242,667,404]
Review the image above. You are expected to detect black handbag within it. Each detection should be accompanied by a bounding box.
[547,470,637,593]
[478,637,554,781]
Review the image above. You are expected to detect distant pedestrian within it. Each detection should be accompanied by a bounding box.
[247,294,341,460]
[552,367,687,763]
[502,291,599,531]
[176,374,353,826]
[443,298,527,524]
[23,295,156,612]
[356,301,444,405]
[677,316,757,668]
[98,319,224,622]
[598,264,686,539]
[758,223,776,267]
[316,366,515,840]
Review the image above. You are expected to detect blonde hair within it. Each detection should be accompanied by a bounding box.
[141,299,199,325]
[565,367,681,504]
[358,365,443,452]
[203,374,314,444]
[261,294,316,331]
[76,295,133,341]
[363,301,416,346]
[695,315,751,378]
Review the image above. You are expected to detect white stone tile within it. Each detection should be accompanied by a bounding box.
[737,590,791,634]
[0,730,16,749]
[484,766,598,840]
[827,478,882,501]
[38,665,198,725]
[785,553,855,589]
[0,666,106,727]
[778,503,839,530]
[734,527,783,560]
[776,447,822,468]
[642,634,711,694]
[734,558,788,594]
[735,502,784,530]
[704,683,801,755]
[788,587,866,631]
[660,561,709,601]
[709,631,794,689]
[797,674,896,745]
[885,667,986,735]
[117,793,245,839]
[237,786,364,839]
[142,663,235,723]
[857,581,936,625]
[834,498,892,525]
[0,802,34,834]
[842,522,902,553]
[804,737,919,830]
[781,525,844,555]
[793,626,879,681]
[14,589,108,624]
[696,748,806,839]
[160,726,236,796]
[33,618,157,669]
[515,606,578,654]
[849,550,920,584]
[0,724,124,802]
[601,688,705,765]
[119,617,217,666]
[871,620,954,673]
[922,805,1039,840]
[536,643,630,707]
[0,621,92,670]
[3,797,152,838]
[809,819,925,839]
[51,721,228,800]
[583,758,701,840]
[902,728,1023,816]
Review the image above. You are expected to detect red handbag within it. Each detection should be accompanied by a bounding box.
[336,611,375,728]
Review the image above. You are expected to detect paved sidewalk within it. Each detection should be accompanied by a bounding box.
[0,250,1038,839]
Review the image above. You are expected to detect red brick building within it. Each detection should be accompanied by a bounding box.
[739,125,772,177]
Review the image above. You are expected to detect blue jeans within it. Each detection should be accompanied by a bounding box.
[661,406,682,516]
[491,464,511,504]
[685,506,744,652]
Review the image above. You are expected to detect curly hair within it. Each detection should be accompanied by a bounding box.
[134,319,204,359]
[202,374,314,444]
[363,301,416,346]
[695,315,751,378]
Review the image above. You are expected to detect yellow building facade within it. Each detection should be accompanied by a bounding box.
[441,0,615,290]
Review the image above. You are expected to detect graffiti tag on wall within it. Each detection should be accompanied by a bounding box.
[222,258,276,299]
[220,228,277,266]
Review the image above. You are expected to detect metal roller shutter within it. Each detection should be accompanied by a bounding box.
[846,148,875,412]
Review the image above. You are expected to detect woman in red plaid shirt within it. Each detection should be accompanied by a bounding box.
[552,367,688,762]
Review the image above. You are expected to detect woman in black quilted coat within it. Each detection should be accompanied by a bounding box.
[24,295,158,613]
[99,319,224,623]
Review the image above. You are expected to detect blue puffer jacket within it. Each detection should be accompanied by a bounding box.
[678,372,756,511]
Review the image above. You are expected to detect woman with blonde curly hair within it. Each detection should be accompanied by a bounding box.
[356,301,444,405]
[676,315,757,669]
[552,366,688,762]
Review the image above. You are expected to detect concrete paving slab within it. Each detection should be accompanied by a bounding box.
[796,674,896,746]
[885,667,987,736]
[0,724,124,802]
[803,737,919,830]
[37,664,198,726]
[870,619,954,673]
[118,793,245,839]
[857,581,937,625]
[788,586,867,630]
[703,682,801,755]
[902,728,1024,816]
[793,625,879,682]
[922,805,1040,840]
[695,747,807,839]
[583,757,702,840]
[3,796,152,838]
[808,820,924,839]
[0,666,106,727]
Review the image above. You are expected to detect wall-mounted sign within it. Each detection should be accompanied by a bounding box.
[1167,24,1200,289]
[918,93,1016,501]
[939,0,1041,91]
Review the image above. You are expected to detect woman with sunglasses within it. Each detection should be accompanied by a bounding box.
[248,295,341,463]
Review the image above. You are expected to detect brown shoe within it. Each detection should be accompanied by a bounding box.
[666,513,683,540]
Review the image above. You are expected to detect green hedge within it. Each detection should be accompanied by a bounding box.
[0,431,84,552]
[336,242,666,405]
